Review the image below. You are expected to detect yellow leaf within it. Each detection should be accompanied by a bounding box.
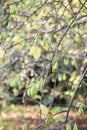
[40,41,50,51]
[12,36,22,43]
[38,9,48,17]
[40,104,53,116]
[0,49,4,62]
[14,45,21,51]
[73,76,80,85]
[30,46,41,60]
[24,22,30,33]
[40,104,49,116]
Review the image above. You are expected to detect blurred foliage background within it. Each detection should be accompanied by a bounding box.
[0,0,87,129]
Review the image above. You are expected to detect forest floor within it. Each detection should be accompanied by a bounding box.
[0,105,87,130]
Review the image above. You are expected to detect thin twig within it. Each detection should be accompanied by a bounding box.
[65,67,87,122]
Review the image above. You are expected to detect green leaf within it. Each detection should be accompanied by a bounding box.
[58,74,62,81]
[28,86,35,97]
[75,35,80,43]
[31,85,37,96]
[1,32,7,40]
[66,123,71,130]
[64,91,74,97]
[27,88,31,97]
[42,94,53,105]
[43,35,51,45]
[10,5,18,14]
[38,77,44,91]
[78,105,84,115]
[73,123,78,130]
[10,75,19,87]
[28,84,37,98]
[13,88,19,96]
[52,62,58,73]
[34,35,41,44]
[62,73,66,81]
[7,22,11,30]
[45,114,53,124]
[27,78,44,98]
[22,123,27,130]
[64,59,69,65]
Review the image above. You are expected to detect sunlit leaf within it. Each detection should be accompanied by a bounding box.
[24,22,30,33]
[52,62,58,73]
[22,123,27,130]
[62,73,66,81]
[58,74,62,81]
[78,105,84,115]
[45,114,53,124]
[35,35,41,44]
[40,41,50,51]
[64,59,69,65]
[64,91,74,97]
[38,77,44,91]
[66,123,71,130]
[12,36,22,43]
[10,75,19,88]
[10,5,18,14]
[69,71,77,82]
[28,84,37,98]
[13,88,19,96]
[28,78,44,98]
[30,46,41,60]
[73,76,80,85]
[73,123,78,130]
[40,104,49,116]
[1,32,7,40]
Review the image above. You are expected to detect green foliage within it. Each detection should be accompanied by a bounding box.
[58,73,67,81]
[42,94,53,105]
[10,75,19,88]
[45,114,53,124]
[77,105,84,115]
[34,35,41,44]
[52,62,58,73]
[73,123,78,130]
[64,91,74,97]
[10,5,19,14]
[27,77,44,98]
[43,35,51,45]
[66,123,71,130]
[66,123,78,130]
[0,0,87,128]
[22,123,28,130]
[0,32,7,40]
